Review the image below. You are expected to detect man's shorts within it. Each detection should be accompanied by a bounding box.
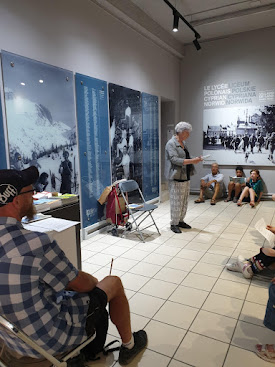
[0,287,108,367]
[85,287,108,337]
[204,184,224,199]
[264,283,275,332]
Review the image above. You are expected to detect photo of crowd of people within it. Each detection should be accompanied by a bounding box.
[203,105,275,166]
[109,84,143,189]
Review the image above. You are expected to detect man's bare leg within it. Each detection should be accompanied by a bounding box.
[212,182,220,201]
[97,276,132,343]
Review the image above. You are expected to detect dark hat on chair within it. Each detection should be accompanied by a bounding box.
[0,166,39,207]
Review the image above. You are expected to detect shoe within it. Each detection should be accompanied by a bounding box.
[210,199,216,205]
[226,262,242,272]
[194,198,205,203]
[237,255,253,279]
[171,225,181,233]
[224,197,231,202]
[178,222,191,229]
[233,197,238,203]
[119,330,148,365]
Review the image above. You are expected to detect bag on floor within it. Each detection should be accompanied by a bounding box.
[82,308,120,362]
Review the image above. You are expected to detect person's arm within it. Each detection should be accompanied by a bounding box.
[183,157,203,165]
[257,191,263,203]
[66,270,98,292]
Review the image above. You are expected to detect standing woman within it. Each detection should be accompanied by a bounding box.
[165,122,203,233]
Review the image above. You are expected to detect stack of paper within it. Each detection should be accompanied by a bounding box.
[255,218,275,248]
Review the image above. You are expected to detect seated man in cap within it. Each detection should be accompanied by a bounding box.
[0,167,147,366]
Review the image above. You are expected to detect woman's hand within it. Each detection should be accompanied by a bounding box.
[193,156,203,164]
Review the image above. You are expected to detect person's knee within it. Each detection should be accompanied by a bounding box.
[228,182,234,189]
[235,183,241,189]
[97,275,125,300]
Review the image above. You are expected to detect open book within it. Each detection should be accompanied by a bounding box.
[255,218,275,248]
[229,176,246,184]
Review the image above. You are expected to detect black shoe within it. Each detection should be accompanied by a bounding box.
[118,330,148,365]
[171,225,181,233]
[178,221,191,229]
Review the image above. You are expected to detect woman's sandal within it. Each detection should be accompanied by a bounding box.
[250,201,255,207]
[224,197,231,202]
[256,344,275,363]
[237,200,242,206]
[194,198,205,204]
[210,199,216,205]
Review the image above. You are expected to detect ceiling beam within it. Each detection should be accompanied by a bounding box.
[190,4,275,26]
[89,0,185,59]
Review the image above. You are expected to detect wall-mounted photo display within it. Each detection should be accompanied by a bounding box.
[142,93,159,201]
[1,51,79,193]
[203,80,275,166]
[0,89,7,169]
[109,84,142,189]
[75,74,111,228]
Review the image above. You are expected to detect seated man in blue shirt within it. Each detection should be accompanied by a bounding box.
[0,167,147,366]
[195,163,224,205]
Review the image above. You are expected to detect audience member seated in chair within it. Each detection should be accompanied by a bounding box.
[194,163,224,205]
[237,169,263,207]
[226,225,275,279]
[0,167,147,366]
[224,165,245,203]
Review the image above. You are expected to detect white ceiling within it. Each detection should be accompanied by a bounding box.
[91,0,275,57]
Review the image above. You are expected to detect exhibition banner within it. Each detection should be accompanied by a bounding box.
[1,51,79,192]
[75,73,111,228]
[142,93,159,201]
[109,84,143,190]
[0,95,7,169]
[203,79,275,166]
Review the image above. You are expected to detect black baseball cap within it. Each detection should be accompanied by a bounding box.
[0,166,39,207]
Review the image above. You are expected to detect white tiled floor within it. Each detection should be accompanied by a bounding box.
[81,195,275,367]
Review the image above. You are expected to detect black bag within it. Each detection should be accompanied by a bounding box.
[82,308,120,362]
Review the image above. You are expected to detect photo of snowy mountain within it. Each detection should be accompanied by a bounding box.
[1,51,79,193]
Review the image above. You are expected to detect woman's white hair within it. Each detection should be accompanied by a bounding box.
[175,121,192,134]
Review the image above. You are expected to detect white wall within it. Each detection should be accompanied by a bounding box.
[0,0,180,106]
[180,27,275,195]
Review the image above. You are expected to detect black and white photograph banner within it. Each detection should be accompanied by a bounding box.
[1,51,79,193]
[108,83,142,189]
[203,80,275,166]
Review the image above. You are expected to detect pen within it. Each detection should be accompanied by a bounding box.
[109,258,114,275]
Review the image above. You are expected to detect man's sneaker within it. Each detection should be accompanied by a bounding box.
[119,330,147,365]
[237,255,253,279]
[226,261,242,272]
[178,221,191,229]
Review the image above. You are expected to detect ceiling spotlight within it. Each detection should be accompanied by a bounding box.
[193,37,201,51]
[20,82,25,86]
[173,11,179,32]
[39,79,44,84]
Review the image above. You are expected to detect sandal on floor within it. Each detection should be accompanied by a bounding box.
[237,200,242,206]
[255,344,275,363]
[224,197,231,202]
[194,198,205,203]
[210,199,216,205]
[250,201,255,207]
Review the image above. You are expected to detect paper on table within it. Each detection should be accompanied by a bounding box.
[23,217,79,233]
[255,218,275,248]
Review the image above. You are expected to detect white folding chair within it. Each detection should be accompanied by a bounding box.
[0,315,96,367]
[118,180,160,242]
